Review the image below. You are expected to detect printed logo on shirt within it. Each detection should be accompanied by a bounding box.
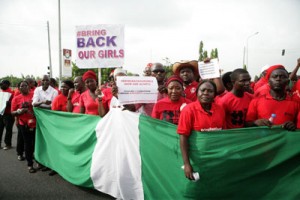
[201,127,222,132]
[284,112,294,117]
[162,110,180,124]
[231,110,244,125]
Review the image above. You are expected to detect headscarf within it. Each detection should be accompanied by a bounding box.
[265,65,285,80]
[165,75,183,87]
[82,70,97,82]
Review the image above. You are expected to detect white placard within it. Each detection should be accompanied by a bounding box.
[198,58,220,79]
[0,92,11,115]
[75,24,124,69]
[116,77,158,105]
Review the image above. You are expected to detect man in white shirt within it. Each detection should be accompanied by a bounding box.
[32,75,58,109]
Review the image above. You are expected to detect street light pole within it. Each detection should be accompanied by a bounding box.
[243,32,259,70]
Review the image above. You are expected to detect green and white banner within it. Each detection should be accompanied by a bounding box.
[34,108,300,200]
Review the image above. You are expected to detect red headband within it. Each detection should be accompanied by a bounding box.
[82,70,97,82]
[265,65,285,80]
[165,75,183,87]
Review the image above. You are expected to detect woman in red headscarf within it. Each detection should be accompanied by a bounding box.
[79,70,104,116]
[151,76,192,124]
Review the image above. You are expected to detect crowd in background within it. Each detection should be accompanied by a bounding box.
[1,57,300,180]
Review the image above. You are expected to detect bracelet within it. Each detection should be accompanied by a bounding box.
[17,109,22,114]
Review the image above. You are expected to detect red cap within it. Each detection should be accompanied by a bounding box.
[82,70,97,82]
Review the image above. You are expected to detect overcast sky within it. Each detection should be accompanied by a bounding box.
[0,0,299,79]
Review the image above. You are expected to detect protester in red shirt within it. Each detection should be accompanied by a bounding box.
[152,76,191,124]
[143,63,152,76]
[0,80,15,150]
[177,80,225,181]
[79,70,103,116]
[246,65,299,130]
[52,80,74,112]
[218,68,253,129]
[135,63,167,116]
[253,65,270,92]
[11,81,36,173]
[173,60,199,101]
[67,76,86,113]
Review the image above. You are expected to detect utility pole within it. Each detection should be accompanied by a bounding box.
[58,0,62,82]
[47,21,52,77]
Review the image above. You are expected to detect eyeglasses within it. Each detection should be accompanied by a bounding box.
[152,69,165,73]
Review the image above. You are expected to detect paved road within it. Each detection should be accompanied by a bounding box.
[0,127,115,200]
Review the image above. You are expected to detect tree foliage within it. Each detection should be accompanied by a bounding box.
[198,41,218,61]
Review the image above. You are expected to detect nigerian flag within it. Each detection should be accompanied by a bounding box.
[34,108,300,200]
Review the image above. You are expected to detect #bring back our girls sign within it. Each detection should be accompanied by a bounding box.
[75,24,124,69]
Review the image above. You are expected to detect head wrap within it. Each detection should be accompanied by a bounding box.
[265,65,285,80]
[113,68,127,78]
[82,70,97,82]
[165,75,183,87]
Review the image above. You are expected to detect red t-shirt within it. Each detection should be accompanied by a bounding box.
[254,84,270,98]
[79,90,99,115]
[218,92,253,129]
[101,87,113,112]
[70,91,82,113]
[254,77,268,92]
[184,81,198,102]
[151,97,192,124]
[51,94,68,112]
[1,88,14,114]
[11,93,35,126]
[177,101,226,136]
[246,92,300,125]
[292,80,300,102]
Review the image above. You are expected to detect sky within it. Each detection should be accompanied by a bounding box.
[0,0,300,80]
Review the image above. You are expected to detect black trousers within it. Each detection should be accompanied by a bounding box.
[19,125,35,167]
[0,114,15,146]
[16,124,24,156]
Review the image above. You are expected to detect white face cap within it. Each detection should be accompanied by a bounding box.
[113,68,127,78]
[261,65,270,73]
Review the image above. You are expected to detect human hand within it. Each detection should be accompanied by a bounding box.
[112,85,118,97]
[68,88,75,96]
[183,163,195,181]
[44,100,52,105]
[297,58,300,67]
[203,57,211,63]
[254,119,272,127]
[282,121,296,131]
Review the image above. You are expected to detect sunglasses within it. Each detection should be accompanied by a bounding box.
[152,69,165,73]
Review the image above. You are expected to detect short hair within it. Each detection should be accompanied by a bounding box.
[18,80,29,88]
[231,68,249,82]
[0,80,10,86]
[196,80,217,95]
[62,80,74,88]
[221,71,232,86]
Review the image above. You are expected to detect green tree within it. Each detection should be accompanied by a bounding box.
[199,41,204,61]
[198,41,218,61]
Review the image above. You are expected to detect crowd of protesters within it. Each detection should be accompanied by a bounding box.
[1,58,300,180]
